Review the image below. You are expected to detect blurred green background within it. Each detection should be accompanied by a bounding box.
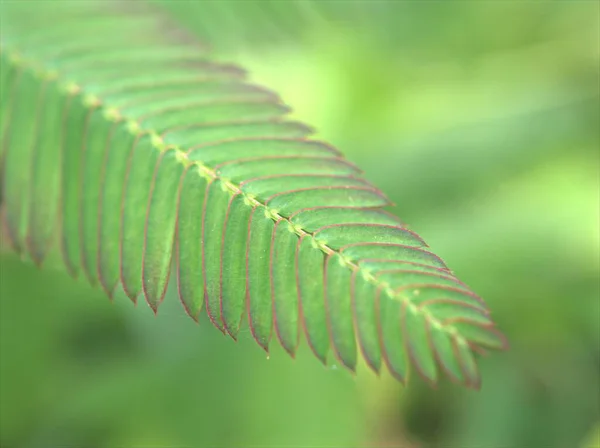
[1,1,598,447]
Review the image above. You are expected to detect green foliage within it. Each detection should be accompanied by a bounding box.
[0,1,507,388]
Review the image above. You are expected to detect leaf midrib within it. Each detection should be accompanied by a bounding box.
[1,44,470,348]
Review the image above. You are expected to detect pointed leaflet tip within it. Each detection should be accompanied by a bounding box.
[468,342,489,357]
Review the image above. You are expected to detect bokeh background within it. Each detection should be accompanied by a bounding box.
[1,1,598,447]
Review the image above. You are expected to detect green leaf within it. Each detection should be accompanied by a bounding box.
[271,221,300,356]
[60,95,91,276]
[80,109,114,284]
[120,134,161,301]
[402,302,438,385]
[176,166,208,319]
[202,179,231,332]
[142,149,184,311]
[377,291,409,383]
[3,70,44,253]
[221,194,252,338]
[325,254,358,371]
[352,273,382,373]
[26,79,64,264]
[97,125,137,296]
[296,236,329,364]
[0,1,508,389]
[247,207,275,352]
[291,207,402,232]
[0,52,19,151]
[164,121,312,148]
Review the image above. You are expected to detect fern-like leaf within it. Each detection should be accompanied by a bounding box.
[0,1,507,389]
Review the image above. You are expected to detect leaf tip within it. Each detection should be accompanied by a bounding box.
[98,278,116,301]
[146,299,159,315]
[257,339,270,355]
[224,325,239,342]
[205,305,226,335]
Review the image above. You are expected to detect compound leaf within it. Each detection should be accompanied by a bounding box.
[0,1,507,389]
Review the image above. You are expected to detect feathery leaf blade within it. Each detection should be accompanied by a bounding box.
[26,79,64,264]
[358,259,452,276]
[120,134,160,301]
[271,221,300,356]
[243,175,369,201]
[202,179,230,332]
[268,187,390,216]
[296,236,329,365]
[352,273,382,373]
[325,254,358,371]
[315,224,426,249]
[176,166,208,319]
[342,244,448,270]
[377,290,409,383]
[80,109,114,284]
[401,302,438,385]
[3,70,44,253]
[0,52,19,166]
[142,148,184,311]
[117,82,274,118]
[142,101,288,132]
[217,156,360,182]
[247,207,275,352]
[377,270,467,291]
[97,125,137,296]
[221,193,252,338]
[188,138,337,165]
[454,338,481,389]
[427,321,465,384]
[450,322,508,351]
[61,96,91,275]
[402,285,488,313]
[423,301,492,326]
[290,208,402,233]
[0,1,508,389]
[164,121,312,148]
